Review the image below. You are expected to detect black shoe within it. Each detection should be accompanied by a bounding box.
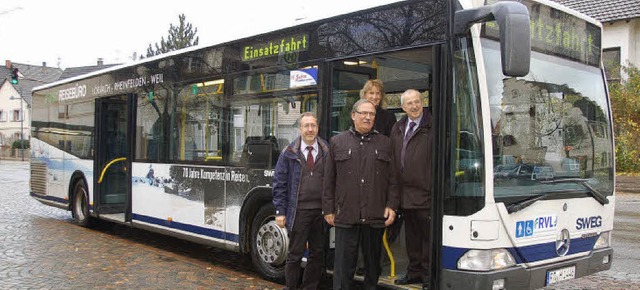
[422,283,429,290]
[394,275,421,285]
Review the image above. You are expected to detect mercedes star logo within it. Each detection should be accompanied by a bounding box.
[556,229,571,256]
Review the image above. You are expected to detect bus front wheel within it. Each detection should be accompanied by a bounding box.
[71,180,92,227]
[250,203,287,282]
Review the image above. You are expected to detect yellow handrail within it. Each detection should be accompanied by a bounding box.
[98,157,127,184]
[383,229,396,278]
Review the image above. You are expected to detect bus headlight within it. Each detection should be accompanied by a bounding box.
[457,249,516,271]
[594,231,611,249]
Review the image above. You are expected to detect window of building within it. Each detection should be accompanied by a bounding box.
[603,47,621,84]
[0,110,5,122]
[12,109,22,121]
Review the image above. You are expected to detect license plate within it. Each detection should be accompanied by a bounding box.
[546,266,576,285]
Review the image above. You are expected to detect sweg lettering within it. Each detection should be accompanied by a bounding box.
[576,215,602,230]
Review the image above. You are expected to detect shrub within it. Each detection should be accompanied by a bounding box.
[11,139,30,149]
[609,64,640,173]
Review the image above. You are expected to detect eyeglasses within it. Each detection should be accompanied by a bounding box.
[300,123,318,129]
[355,111,376,117]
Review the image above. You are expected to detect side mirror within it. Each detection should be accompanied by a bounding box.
[454,1,531,77]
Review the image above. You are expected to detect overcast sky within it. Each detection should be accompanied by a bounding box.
[1,0,400,69]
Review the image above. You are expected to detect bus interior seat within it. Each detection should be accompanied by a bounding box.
[242,136,280,168]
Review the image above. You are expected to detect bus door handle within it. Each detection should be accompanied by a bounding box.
[98,157,127,184]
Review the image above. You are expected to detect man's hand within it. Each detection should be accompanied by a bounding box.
[384,207,396,227]
[324,214,335,226]
[275,215,286,228]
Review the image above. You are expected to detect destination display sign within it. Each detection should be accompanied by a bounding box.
[242,34,309,62]
[482,0,601,67]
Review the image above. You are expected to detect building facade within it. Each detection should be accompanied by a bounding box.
[1,59,117,158]
[0,60,63,156]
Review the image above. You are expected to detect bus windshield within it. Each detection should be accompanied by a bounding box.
[483,37,614,204]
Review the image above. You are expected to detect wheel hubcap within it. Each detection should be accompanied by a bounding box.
[256,220,288,265]
[75,189,86,220]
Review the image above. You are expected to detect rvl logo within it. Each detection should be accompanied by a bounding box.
[515,215,557,238]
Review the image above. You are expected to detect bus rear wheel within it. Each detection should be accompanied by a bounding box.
[72,180,92,227]
[250,203,287,282]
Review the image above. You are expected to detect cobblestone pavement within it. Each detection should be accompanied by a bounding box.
[0,161,286,290]
[1,160,638,289]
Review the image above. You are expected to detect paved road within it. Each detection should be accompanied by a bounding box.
[0,161,283,289]
[542,191,640,290]
[1,160,638,289]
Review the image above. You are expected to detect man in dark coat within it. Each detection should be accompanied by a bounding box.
[272,112,329,289]
[390,89,433,290]
[323,99,399,290]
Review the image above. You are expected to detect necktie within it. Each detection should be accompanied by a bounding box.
[306,146,314,170]
[401,122,416,169]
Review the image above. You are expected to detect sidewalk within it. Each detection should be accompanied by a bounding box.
[0,157,27,162]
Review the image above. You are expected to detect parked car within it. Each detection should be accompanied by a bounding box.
[532,165,554,180]
[558,157,581,177]
[494,163,554,185]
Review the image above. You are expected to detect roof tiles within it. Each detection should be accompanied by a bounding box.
[553,0,640,23]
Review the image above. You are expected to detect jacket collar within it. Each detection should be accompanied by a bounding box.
[285,136,329,158]
[398,110,431,131]
[349,127,378,137]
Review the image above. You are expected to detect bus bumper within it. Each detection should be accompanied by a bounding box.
[441,248,613,290]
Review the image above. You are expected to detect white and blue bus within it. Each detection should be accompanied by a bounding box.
[30,0,614,288]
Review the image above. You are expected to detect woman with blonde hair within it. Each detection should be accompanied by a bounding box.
[360,79,396,136]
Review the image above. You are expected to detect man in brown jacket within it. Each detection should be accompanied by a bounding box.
[323,99,399,290]
[390,89,433,290]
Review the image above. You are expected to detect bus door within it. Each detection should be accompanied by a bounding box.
[328,63,376,137]
[327,49,436,286]
[94,95,133,221]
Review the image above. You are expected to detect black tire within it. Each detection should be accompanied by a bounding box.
[71,180,92,227]
[250,203,287,282]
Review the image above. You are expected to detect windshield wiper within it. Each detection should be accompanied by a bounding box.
[540,178,609,205]
[506,194,549,213]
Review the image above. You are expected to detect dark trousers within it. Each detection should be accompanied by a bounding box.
[403,209,431,283]
[333,224,385,290]
[285,209,325,290]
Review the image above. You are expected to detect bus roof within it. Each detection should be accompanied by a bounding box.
[33,0,603,94]
[33,0,406,93]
